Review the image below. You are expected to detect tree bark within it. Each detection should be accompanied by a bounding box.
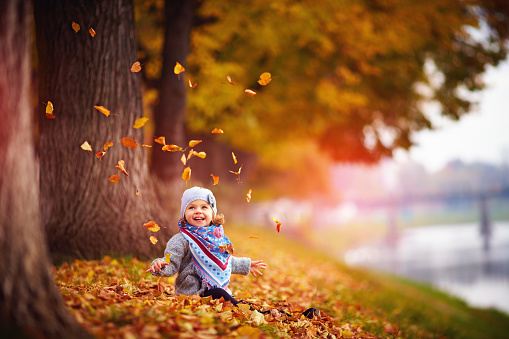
[34,0,174,261]
[151,0,194,184]
[0,0,90,337]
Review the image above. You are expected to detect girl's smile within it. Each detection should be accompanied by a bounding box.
[185,200,213,227]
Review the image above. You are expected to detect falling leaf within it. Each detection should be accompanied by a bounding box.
[257,72,278,86]
[229,164,243,176]
[154,136,166,145]
[174,62,185,80]
[150,236,158,245]
[103,142,113,151]
[80,141,92,152]
[210,174,219,185]
[187,150,206,160]
[226,76,236,85]
[211,128,224,134]
[89,27,96,37]
[96,151,106,158]
[108,174,119,184]
[72,22,80,33]
[245,89,256,98]
[188,140,202,147]
[246,189,252,202]
[182,166,191,181]
[272,217,282,233]
[133,117,149,129]
[143,221,160,232]
[142,144,152,148]
[116,160,129,176]
[130,61,142,73]
[188,79,197,88]
[180,154,187,165]
[249,236,259,239]
[165,254,171,263]
[45,101,55,119]
[219,244,234,255]
[94,105,111,117]
[232,152,237,164]
[162,144,182,152]
[136,190,141,196]
[121,137,138,149]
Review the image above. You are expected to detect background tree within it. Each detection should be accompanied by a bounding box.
[0,0,89,337]
[33,0,173,261]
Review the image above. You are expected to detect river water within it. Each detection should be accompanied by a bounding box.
[344,221,509,315]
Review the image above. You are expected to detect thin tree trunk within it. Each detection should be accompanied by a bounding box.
[152,0,194,184]
[0,0,90,337]
[34,0,174,261]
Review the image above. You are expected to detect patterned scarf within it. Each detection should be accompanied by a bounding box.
[179,219,233,294]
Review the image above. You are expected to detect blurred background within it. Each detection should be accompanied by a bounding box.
[134,0,509,314]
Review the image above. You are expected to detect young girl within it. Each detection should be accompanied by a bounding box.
[146,186,266,305]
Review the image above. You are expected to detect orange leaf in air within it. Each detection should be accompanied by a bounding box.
[80,141,92,152]
[121,137,138,149]
[272,217,282,233]
[246,189,252,202]
[210,174,219,185]
[245,89,256,98]
[187,150,206,160]
[96,151,106,158]
[143,221,160,232]
[226,76,236,85]
[142,144,152,148]
[108,174,119,184]
[94,105,111,117]
[116,160,129,176]
[229,164,243,175]
[149,236,158,245]
[249,236,259,239]
[211,128,224,134]
[162,144,182,152]
[133,117,149,129]
[154,136,166,145]
[188,140,202,147]
[219,244,234,255]
[103,142,113,151]
[89,27,96,37]
[130,61,142,73]
[174,62,185,80]
[257,72,278,86]
[72,22,80,33]
[188,79,197,88]
[181,154,187,165]
[232,152,237,164]
[136,190,141,196]
[182,166,191,181]
[45,101,55,119]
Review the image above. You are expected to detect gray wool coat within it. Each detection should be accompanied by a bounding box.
[150,232,251,296]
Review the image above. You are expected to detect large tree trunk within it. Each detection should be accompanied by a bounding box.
[34,0,174,261]
[151,0,194,185]
[0,1,89,337]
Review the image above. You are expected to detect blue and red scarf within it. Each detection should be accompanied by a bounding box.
[179,219,233,294]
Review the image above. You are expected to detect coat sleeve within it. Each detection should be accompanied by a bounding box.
[231,256,251,275]
[150,233,187,277]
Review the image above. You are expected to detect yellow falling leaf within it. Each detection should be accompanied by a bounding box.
[226,76,236,85]
[211,128,224,134]
[182,166,191,181]
[188,79,197,88]
[133,117,149,129]
[116,160,129,176]
[143,221,160,232]
[232,152,237,164]
[94,105,111,117]
[103,142,113,151]
[154,136,166,145]
[136,190,141,196]
[89,27,96,37]
[45,101,55,119]
[142,144,152,148]
[130,61,142,73]
[162,144,182,152]
[210,174,219,185]
[245,89,256,98]
[150,236,158,245]
[174,62,185,80]
[257,72,277,86]
[165,253,172,263]
[188,140,202,147]
[246,189,252,202]
[108,174,119,184]
[80,141,92,152]
[181,154,187,165]
[72,22,80,33]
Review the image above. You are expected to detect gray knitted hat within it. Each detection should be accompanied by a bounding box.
[180,186,217,218]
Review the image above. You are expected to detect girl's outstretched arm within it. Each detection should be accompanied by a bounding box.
[146,259,169,273]
[250,260,267,277]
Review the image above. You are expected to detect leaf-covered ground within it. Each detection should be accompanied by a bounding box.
[54,224,509,338]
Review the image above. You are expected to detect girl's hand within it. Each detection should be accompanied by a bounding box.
[146,259,169,273]
[250,260,267,277]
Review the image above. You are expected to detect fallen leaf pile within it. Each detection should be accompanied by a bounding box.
[53,225,437,338]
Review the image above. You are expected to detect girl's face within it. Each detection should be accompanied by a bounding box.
[185,200,213,227]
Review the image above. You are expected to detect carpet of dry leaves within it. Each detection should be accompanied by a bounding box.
[53,225,423,338]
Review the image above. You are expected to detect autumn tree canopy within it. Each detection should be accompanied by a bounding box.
[134,0,509,197]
